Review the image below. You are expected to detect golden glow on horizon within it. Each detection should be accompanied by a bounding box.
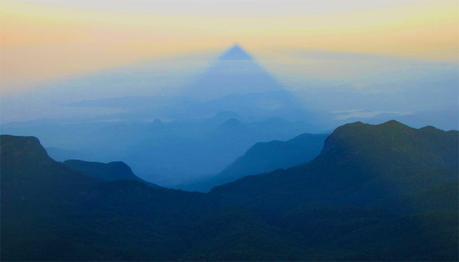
[1,0,458,94]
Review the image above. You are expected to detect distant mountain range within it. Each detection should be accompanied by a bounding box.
[213,120,458,210]
[3,114,315,186]
[184,133,327,191]
[0,45,325,186]
[212,121,459,259]
[1,120,457,261]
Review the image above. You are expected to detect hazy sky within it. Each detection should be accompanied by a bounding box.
[1,0,458,94]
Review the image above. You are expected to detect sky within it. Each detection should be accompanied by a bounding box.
[1,0,458,94]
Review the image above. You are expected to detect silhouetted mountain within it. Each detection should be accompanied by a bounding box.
[218,133,327,183]
[184,133,327,191]
[64,160,141,182]
[1,134,297,260]
[213,120,458,260]
[2,120,458,261]
[0,45,321,186]
[0,135,213,260]
[2,112,314,186]
[214,120,458,210]
[0,135,95,195]
[0,135,96,260]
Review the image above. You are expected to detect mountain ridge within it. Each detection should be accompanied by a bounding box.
[212,120,458,212]
[1,120,458,260]
[64,159,142,182]
[184,132,327,191]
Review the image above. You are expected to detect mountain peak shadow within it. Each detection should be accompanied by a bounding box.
[180,45,311,121]
[219,44,253,61]
[185,44,282,101]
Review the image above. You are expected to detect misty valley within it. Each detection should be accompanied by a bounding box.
[1,45,458,261]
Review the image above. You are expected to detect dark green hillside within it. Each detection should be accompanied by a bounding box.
[0,135,297,260]
[213,120,458,260]
[213,121,458,211]
[1,120,458,261]
[0,135,96,260]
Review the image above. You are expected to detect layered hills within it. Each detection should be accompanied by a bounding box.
[0,45,318,187]
[1,120,457,260]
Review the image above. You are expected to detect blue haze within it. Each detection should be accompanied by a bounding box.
[1,46,457,186]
